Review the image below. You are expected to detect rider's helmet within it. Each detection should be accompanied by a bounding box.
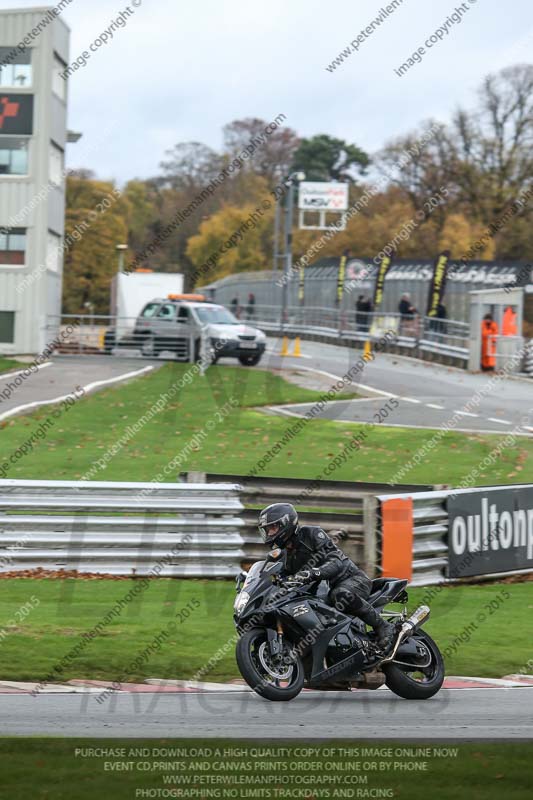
[258,503,298,548]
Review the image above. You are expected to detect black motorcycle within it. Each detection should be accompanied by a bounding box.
[233,550,444,702]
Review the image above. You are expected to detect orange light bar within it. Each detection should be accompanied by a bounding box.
[167,293,206,301]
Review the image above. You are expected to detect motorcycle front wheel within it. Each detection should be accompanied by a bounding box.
[236,627,305,701]
[384,630,444,700]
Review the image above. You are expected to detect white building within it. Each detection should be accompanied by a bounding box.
[0,5,72,355]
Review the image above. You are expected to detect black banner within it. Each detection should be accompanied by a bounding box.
[447,487,533,578]
[372,254,393,309]
[426,250,449,317]
[0,94,33,135]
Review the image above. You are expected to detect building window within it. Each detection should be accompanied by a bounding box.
[0,228,26,266]
[52,54,67,101]
[0,311,15,343]
[49,142,64,186]
[0,136,29,175]
[0,48,32,88]
[47,231,61,272]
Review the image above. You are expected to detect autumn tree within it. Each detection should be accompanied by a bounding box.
[187,202,273,283]
[223,117,300,185]
[63,176,129,314]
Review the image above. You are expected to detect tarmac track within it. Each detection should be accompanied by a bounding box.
[1,687,532,738]
[261,338,533,436]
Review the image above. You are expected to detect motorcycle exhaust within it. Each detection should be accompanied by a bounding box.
[380,605,431,664]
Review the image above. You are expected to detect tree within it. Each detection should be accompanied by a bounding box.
[376,65,533,258]
[158,142,223,192]
[223,117,300,185]
[438,213,495,260]
[291,134,369,182]
[186,203,273,283]
[122,179,158,255]
[63,176,129,314]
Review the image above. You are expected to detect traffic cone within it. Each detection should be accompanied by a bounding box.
[363,340,372,361]
[292,337,302,357]
[280,336,289,356]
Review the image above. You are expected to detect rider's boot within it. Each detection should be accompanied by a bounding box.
[358,601,395,652]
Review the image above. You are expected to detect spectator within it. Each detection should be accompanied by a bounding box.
[246,292,256,320]
[502,305,518,336]
[398,293,417,318]
[398,293,418,337]
[481,313,498,371]
[230,296,239,317]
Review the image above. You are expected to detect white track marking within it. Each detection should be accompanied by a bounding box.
[426,403,445,410]
[398,397,421,404]
[0,362,53,382]
[455,411,479,417]
[0,366,154,422]
[294,366,399,398]
[264,408,533,436]
[266,406,306,419]
[267,397,385,410]
[487,417,512,425]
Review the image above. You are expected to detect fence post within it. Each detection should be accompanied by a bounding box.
[363,495,378,577]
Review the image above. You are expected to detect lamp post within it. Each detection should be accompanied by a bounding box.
[280,171,305,333]
[116,243,128,273]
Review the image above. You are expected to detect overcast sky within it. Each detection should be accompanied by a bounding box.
[6,0,533,184]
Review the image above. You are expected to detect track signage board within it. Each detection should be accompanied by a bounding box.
[447,487,533,577]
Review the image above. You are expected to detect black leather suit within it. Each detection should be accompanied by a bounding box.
[283,526,372,615]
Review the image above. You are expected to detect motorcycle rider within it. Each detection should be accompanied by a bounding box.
[258,502,395,651]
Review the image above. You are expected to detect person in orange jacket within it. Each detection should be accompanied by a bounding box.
[502,305,518,336]
[481,313,499,370]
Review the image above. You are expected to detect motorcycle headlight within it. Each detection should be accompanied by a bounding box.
[234,591,250,614]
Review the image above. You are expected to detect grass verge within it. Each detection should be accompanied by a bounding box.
[0,362,532,485]
[0,357,25,376]
[0,579,530,683]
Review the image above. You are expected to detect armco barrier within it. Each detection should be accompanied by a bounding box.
[377,484,533,585]
[191,472,435,572]
[0,479,245,577]
[7,478,527,585]
[0,476,436,578]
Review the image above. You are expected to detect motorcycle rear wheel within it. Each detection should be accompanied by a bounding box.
[384,630,444,700]
[236,627,305,701]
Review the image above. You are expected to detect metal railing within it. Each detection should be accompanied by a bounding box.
[0,479,245,577]
[45,314,197,361]
[523,340,533,375]
[247,305,470,365]
[0,476,437,579]
[376,490,451,587]
[43,308,469,366]
[195,472,436,573]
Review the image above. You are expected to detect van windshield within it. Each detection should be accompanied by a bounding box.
[194,305,239,325]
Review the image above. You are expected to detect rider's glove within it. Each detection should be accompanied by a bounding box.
[293,567,321,583]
